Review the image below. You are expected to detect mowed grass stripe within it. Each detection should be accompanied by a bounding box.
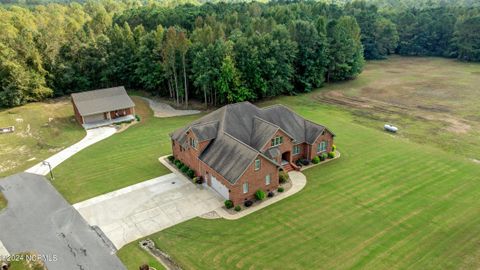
[142,100,480,269]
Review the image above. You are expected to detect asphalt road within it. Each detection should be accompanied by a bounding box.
[0,173,126,270]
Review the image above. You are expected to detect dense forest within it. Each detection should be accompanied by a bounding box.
[1,0,479,108]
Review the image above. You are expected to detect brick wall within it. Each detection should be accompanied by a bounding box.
[199,154,279,206]
[72,100,83,124]
[308,130,334,160]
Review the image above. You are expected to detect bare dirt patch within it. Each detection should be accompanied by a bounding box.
[313,57,480,140]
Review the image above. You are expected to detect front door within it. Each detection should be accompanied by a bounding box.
[281,151,291,165]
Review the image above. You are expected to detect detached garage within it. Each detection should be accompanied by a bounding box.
[71,86,135,129]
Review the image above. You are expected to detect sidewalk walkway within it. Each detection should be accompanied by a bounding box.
[215,171,307,220]
[25,126,116,175]
[0,240,9,257]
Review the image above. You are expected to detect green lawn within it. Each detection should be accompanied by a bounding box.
[120,95,480,269]
[52,96,200,203]
[48,57,480,269]
[117,241,165,270]
[2,253,47,270]
[0,98,85,177]
[314,56,480,160]
[0,192,6,210]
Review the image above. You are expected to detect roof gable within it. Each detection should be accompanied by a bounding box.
[171,101,330,183]
[71,86,135,116]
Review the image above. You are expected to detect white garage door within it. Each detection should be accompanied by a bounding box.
[210,175,229,199]
[84,113,105,123]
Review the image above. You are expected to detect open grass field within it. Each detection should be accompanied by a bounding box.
[51,96,192,203]
[48,57,480,269]
[118,95,480,270]
[0,98,85,177]
[317,56,480,160]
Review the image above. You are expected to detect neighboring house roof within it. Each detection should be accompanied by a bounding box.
[171,101,332,184]
[71,86,135,116]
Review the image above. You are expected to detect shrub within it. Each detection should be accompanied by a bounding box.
[167,155,175,162]
[301,159,311,166]
[278,187,285,192]
[234,205,241,212]
[244,200,253,207]
[279,171,289,184]
[319,153,328,161]
[174,160,182,168]
[332,144,337,152]
[186,169,195,179]
[255,190,266,200]
[135,114,141,122]
[312,156,320,164]
[224,200,234,209]
[180,164,189,173]
[328,151,335,159]
[268,191,274,198]
[295,159,303,167]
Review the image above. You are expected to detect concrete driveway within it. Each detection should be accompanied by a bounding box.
[74,173,223,249]
[0,173,125,270]
[25,126,116,175]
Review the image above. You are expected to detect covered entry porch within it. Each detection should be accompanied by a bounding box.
[82,114,135,129]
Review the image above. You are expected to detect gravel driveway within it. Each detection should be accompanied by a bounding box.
[0,173,125,270]
[142,97,200,118]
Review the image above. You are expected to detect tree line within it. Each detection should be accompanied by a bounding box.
[1,0,479,108]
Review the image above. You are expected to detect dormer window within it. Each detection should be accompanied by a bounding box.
[270,136,283,147]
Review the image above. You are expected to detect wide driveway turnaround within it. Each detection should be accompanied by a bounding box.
[0,173,126,270]
[26,126,116,175]
[74,173,223,249]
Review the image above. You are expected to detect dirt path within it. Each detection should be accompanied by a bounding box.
[141,97,200,118]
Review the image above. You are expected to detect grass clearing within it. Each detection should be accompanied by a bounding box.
[316,56,480,160]
[52,96,199,203]
[0,98,85,177]
[117,241,165,270]
[46,57,480,268]
[122,95,480,269]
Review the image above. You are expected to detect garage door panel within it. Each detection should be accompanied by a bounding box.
[211,176,229,199]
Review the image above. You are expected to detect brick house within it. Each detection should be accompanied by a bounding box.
[170,102,335,205]
[71,86,135,129]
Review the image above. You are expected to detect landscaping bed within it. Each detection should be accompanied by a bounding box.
[222,171,293,214]
[166,155,199,183]
[298,150,341,171]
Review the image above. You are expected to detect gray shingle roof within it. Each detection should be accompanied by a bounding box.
[71,86,135,116]
[171,102,330,184]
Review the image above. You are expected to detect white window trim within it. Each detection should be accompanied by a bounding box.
[255,158,261,171]
[293,145,300,155]
[271,136,284,147]
[243,182,249,194]
[317,141,327,153]
[265,174,271,185]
